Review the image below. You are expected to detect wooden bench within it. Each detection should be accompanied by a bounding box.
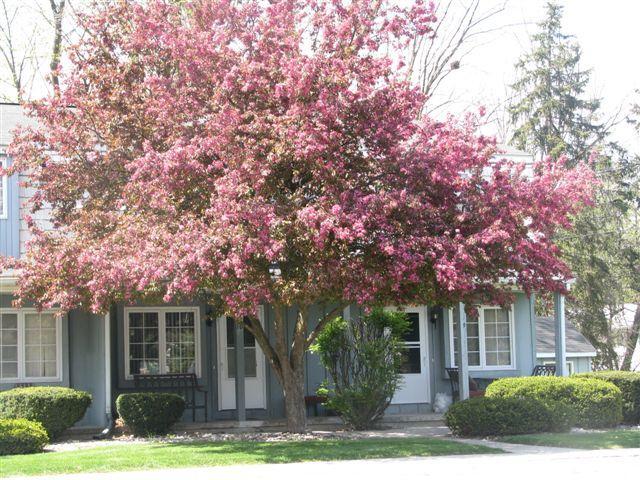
[133,373,208,422]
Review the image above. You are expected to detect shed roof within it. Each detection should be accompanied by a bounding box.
[536,316,596,356]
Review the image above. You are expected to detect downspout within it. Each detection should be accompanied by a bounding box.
[530,294,537,370]
[94,311,114,439]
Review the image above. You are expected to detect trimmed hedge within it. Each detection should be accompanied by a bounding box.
[575,371,640,424]
[116,393,185,436]
[0,387,92,438]
[0,419,49,455]
[444,396,571,437]
[486,376,623,428]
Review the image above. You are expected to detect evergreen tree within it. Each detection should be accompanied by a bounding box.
[509,2,604,164]
[509,2,640,369]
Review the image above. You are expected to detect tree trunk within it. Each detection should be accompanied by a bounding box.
[621,304,640,371]
[243,303,343,432]
[281,361,307,433]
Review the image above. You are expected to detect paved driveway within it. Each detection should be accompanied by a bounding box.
[14,447,640,480]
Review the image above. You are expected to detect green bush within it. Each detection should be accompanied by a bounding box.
[116,393,185,436]
[444,396,571,437]
[486,376,622,428]
[0,419,49,455]
[311,308,409,430]
[575,371,640,424]
[0,387,92,439]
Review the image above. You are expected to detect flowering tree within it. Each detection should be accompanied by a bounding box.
[2,0,594,432]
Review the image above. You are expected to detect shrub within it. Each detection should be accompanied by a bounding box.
[0,419,49,455]
[311,308,409,430]
[444,396,571,437]
[0,387,92,438]
[486,376,622,428]
[116,393,185,436]
[575,371,640,424]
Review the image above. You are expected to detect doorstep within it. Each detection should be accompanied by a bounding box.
[173,413,445,433]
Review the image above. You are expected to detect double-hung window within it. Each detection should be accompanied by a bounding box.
[0,156,7,219]
[124,307,201,379]
[0,310,62,382]
[450,305,515,370]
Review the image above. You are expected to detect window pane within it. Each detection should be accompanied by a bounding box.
[1,313,19,379]
[1,346,17,361]
[1,362,17,378]
[2,329,17,345]
[25,329,41,345]
[128,312,159,376]
[400,346,421,373]
[484,307,511,367]
[226,317,235,347]
[497,352,511,365]
[245,348,257,377]
[403,313,420,342]
[25,362,42,377]
[44,361,57,377]
[0,314,17,329]
[164,311,196,374]
[485,352,498,366]
[25,346,41,362]
[24,313,58,379]
[226,347,256,378]
[227,348,235,379]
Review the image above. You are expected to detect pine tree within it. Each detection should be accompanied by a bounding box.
[509,2,640,369]
[509,2,604,164]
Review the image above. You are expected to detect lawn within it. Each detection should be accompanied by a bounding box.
[500,429,640,450]
[1,437,501,477]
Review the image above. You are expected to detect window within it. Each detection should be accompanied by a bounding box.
[124,307,200,379]
[399,312,422,374]
[0,156,7,219]
[0,310,62,382]
[225,317,257,379]
[450,305,515,370]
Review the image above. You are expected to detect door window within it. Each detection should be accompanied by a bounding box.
[225,317,257,378]
[399,312,421,374]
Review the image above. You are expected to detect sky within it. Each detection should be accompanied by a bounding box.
[430,0,640,152]
[1,0,638,151]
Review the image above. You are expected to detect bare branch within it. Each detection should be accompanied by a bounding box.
[409,0,509,115]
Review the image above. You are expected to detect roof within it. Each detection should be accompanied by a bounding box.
[536,316,597,357]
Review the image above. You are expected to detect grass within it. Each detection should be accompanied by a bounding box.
[1,437,501,477]
[500,428,640,450]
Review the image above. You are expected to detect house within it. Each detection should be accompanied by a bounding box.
[535,316,596,374]
[0,103,574,430]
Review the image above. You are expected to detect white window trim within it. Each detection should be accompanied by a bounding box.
[449,305,517,371]
[0,309,63,383]
[0,156,7,220]
[124,306,202,380]
[543,359,575,375]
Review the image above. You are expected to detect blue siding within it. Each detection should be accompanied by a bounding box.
[68,311,107,428]
[0,157,19,258]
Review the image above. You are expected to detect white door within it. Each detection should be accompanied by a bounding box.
[392,306,430,404]
[217,307,266,410]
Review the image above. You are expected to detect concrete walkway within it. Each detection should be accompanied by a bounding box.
[14,447,640,480]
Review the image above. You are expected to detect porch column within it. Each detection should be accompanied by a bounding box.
[554,292,567,377]
[234,321,246,422]
[455,303,470,400]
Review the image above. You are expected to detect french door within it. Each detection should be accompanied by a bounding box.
[216,307,266,410]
